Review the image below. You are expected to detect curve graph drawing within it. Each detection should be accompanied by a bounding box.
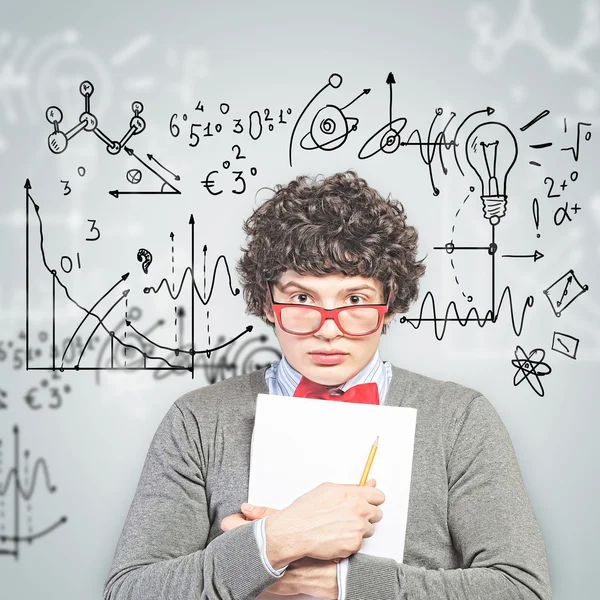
[0,426,67,560]
[24,179,254,379]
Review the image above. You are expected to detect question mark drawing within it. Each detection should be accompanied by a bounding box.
[137,248,153,274]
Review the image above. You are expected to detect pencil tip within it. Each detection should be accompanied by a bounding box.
[374,436,379,446]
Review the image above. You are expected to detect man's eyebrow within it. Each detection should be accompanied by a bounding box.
[278,280,378,294]
[278,280,316,292]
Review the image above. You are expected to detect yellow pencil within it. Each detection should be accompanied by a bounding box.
[358,436,379,486]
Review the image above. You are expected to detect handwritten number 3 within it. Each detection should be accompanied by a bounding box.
[86,219,100,241]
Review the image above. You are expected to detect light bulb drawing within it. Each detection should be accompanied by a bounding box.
[465,122,518,226]
[403,118,533,340]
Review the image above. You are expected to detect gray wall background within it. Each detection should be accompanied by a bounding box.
[0,1,598,598]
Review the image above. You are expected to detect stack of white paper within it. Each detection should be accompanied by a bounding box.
[248,393,417,600]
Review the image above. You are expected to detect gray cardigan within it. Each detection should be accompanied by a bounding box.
[104,365,552,599]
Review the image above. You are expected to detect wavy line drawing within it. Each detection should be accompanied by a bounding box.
[400,286,534,341]
[0,425,67,559]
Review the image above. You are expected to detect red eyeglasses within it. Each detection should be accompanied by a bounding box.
[267,282,390,337]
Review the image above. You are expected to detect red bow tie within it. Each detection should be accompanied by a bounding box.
[293,376,379,405]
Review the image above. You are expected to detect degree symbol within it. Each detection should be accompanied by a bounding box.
[329,73,342,88]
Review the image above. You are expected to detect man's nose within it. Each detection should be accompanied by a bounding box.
[315,316,343,338]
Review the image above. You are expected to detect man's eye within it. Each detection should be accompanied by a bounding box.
[293,294,309,303]
[349,295,363,304]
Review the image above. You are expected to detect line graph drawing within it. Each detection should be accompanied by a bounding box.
[24,179,256,379]
[0,425,67,560]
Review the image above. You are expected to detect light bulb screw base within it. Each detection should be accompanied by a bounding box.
[481,195,507,226]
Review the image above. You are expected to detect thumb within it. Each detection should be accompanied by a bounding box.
[365,478,377,487]
[241,503,277,518]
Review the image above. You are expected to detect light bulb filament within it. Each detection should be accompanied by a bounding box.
[481,140,500,196]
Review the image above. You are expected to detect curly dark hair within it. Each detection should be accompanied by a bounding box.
[236,170,426,333]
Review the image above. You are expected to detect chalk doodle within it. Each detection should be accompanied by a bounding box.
[136,248,152,274]
[0,331,74,410]
[468,0,600,76]
[24,180,277,380]
[289,73,366,167]
[465,121,518,225]
[511,346,552,397]
[44,80,180,198]
[46,81,145,155]
[552,331,580,359]
[402,116,535,339]
[290,71,499,195]
[543,269,589,317]
[0,426,67,559]
[108,148,181,198]
[201,145,259,196]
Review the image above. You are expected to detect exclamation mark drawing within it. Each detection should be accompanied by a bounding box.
[532,198,540,238]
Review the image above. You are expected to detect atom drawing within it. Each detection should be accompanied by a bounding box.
[299,104,359,152]
[511,346,552,397]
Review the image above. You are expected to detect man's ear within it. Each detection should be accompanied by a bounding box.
[264,304,275,323]
[383,312,394,325]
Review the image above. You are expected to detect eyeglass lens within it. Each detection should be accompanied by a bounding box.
[280,306,380,335]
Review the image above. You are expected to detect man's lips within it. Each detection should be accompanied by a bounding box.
[308,351,348,365]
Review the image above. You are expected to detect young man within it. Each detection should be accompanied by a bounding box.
[104,171,552,600]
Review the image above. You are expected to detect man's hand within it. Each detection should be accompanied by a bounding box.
[220,505,338,597]
[266,478,383,563]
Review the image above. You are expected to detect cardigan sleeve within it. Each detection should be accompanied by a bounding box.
[103,402,284,600]
[343,395,552,600]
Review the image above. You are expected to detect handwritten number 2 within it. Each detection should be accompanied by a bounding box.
[544,177,560,198]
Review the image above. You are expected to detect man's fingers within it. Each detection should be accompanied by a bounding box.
[220,513,249,532]
[240,503,279,519]
[370,506,384,524]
